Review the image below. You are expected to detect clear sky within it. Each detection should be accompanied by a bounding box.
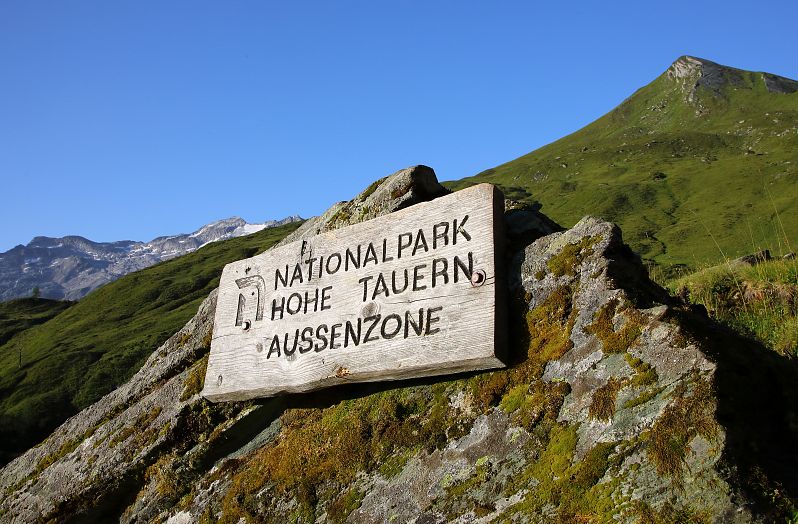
[1,1,796,251]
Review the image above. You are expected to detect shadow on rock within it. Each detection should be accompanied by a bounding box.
[673,306,798,517]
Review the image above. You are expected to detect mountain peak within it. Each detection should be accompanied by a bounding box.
[665,55,745,94]
[206,216,246,227]
[665,55,798,95]
[666,55,715,78]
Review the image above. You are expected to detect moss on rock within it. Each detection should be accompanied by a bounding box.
[181,355,209,402]
[625,353,659,387]
[547,235,601,277]
[589,377,625,421]
[506,423,631,521]
[326,488,365,523]
[109,406,163,449]
[586,298,644,354]
[647,376,718,479]
[526,284,578,362]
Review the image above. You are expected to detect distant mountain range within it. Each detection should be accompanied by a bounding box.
[0,216,302,301]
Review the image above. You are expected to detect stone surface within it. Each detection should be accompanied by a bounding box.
[0,288,220,522]
[666,55,798,102]
[1,167,796,523]
[733,249,772,266]
[276,165,447,248]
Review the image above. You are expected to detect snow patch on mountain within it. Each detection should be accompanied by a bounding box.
[0,215,302,301]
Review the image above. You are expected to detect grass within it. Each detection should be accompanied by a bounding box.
[0,221,301,465]
[446,57,798,275]
[671,257,798,357]
[0,298,73,346]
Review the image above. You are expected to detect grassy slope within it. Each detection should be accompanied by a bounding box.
[0,298,74,346]
[671,257,798,357]
[0,221,300,464]
[449,59,798,277]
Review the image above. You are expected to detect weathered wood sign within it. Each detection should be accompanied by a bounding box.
[202,184,506,401]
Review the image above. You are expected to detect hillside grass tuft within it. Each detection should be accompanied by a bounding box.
[672,257,798,357]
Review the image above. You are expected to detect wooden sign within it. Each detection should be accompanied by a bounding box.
[202,184,506,401]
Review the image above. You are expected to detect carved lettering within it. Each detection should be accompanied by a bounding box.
[235,275,266,325]
[206,184,504,401]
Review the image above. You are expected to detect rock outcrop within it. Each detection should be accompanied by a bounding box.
[666,55,798,101]
[1,167,796,523]
[275,165,449,247]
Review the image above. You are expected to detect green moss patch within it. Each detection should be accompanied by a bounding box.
[506,423,631,521]
[34,437,82,476]
[181,355,209,402]
[201,329,213,350]
[146,452,180,499]
[589,377,625,421]
[586,298,644,354]
[624,386,665,409]
[177,331,191,348]
[499,384,527,413]
[625,353,659,387]
[109,406,163,449]
[647,377,718,479]
[512,381,570,430]
[526,285,578,362]
[547,235,601,277]
[328,206,352,229]
[377,448,415,479]
[327,488,365,523]
[360,176,387,200]
[633,499,714,524]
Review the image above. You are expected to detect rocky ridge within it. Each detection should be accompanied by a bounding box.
[666,55,798,101]
[0,166,796,522]
[0,216,302,301]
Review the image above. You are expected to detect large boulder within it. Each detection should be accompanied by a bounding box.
[1,167,795,523]
[276,165,449,247]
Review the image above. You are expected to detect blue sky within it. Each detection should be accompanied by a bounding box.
[1,1,796,251]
